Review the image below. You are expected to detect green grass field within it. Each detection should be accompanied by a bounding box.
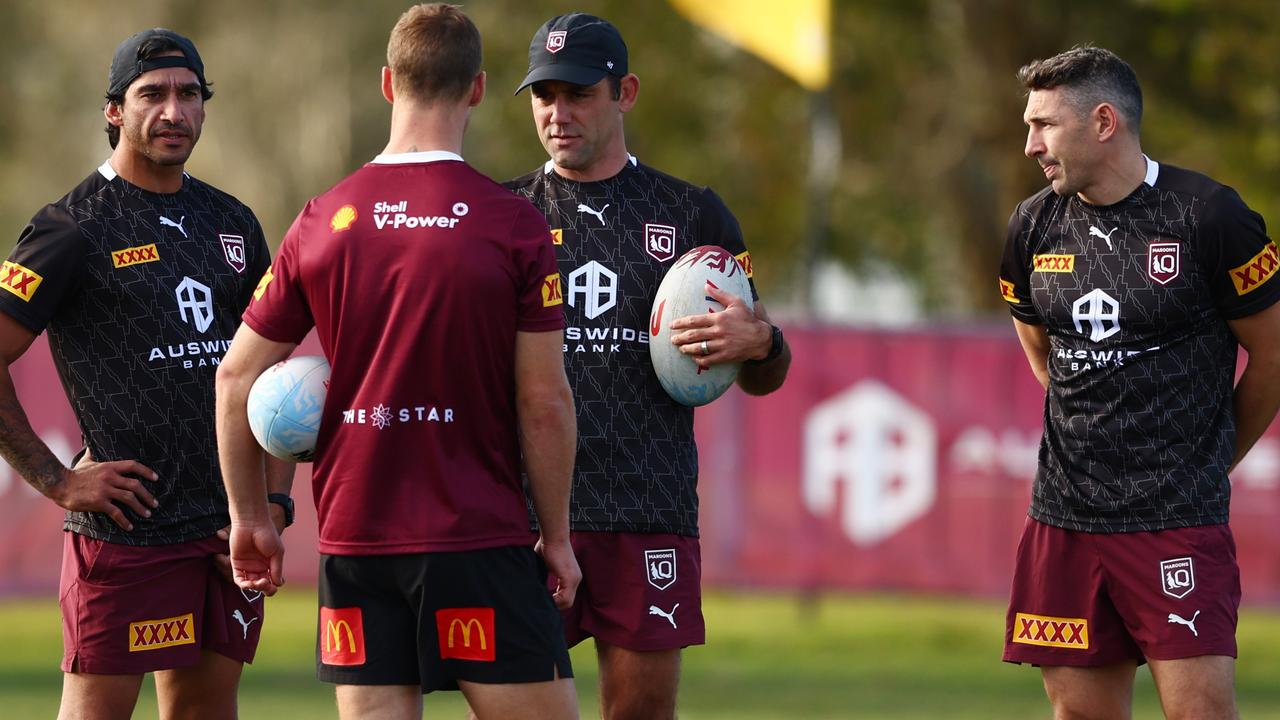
[2,591,1278,719]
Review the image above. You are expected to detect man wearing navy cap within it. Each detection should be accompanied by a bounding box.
[505,13,791,719]
[0,28,288,718]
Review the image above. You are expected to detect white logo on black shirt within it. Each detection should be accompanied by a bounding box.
[160,215,188,238]
[1089,225,1117,251]
[567,261,617,319]
[175,276,214,333]
[1071,289,1120,342]
[577,203,609,225]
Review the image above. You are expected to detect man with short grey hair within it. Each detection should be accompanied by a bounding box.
[1000,45,1280,719]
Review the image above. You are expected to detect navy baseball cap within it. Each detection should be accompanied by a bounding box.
[107,28,208,99]
[514,13,628,94]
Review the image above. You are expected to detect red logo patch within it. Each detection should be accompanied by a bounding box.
[436,608,496,662]
[320,607,366,666]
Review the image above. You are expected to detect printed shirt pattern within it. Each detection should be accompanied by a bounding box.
[0,162,269,545]
[506,157,757,537]
[999,160,1280,532]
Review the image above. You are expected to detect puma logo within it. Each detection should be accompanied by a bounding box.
[577,203,609,225]
[160,215,188,238]
[232,609,259,639]
[648,603,679,629]
[1167,610,1200,637]
[1088,225,1117,251]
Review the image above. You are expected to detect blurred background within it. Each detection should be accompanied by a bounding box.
[3,0,1280,717]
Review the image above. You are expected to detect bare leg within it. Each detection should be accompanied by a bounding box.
[154,649,244,720]
[460,673,577,720]
[334,684,423,720]
[596,641,680,720]
[57,672,144,720]
[1040,661,1137,720]
[1148,655,1238,720]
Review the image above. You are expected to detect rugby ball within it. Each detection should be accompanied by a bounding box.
[246,355,330,462]
[648,245,754,406]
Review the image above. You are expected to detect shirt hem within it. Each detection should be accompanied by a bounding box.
[317,532,537,556]
[1027,508,1228,534]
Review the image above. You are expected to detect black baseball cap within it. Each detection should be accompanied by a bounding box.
[107,28,208,99]
[514,13,627,94]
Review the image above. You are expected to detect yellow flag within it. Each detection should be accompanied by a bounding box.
[668,0,831,91]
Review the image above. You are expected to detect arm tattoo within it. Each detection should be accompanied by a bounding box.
[0,384,66,495]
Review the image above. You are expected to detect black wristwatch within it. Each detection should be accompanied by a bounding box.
[267,493,295,529]
[745,324,784,366]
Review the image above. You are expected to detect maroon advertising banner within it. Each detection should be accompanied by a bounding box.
[4,328,1280,603]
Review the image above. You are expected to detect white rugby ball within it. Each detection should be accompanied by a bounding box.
[246,355,330,462]
[648,245,754,407]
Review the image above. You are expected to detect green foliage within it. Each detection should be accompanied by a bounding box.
[0,0,1276,315]
[2,590,1280,718]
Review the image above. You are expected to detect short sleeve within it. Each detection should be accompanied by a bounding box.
[241,206,314,343]
[236,215,272,315]
[510,202,565,333]
[999,202,1041,324]
[0,204,86,333]
[1200,187,1280,320]
[697,188,759,301]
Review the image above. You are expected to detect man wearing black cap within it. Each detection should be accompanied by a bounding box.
[506,13,791,719]
[0,28,286,718]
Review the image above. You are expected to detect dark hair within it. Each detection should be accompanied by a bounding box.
[1017,46,1142,134]
[607,74,621,101]
[104,36,214,149]
[387,3,482,104]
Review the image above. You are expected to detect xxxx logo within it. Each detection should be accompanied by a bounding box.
[999,278,1019,304]
[0,261,42,302]
[735,251,754,278]
[253,267,275,301]
[1033,254,1074,272]
[1012,612,1088,649]
[542,273,564,307]
[550,228,564,246]
[112,243,160,269]
[1230,242,1280,296]
[129,613,195,652]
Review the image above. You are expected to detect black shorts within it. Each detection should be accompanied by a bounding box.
[315,545,572,692]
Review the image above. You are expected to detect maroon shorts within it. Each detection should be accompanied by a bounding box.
[59,532,265,674]
[1003,518,1239,667]
[559,532,704,652]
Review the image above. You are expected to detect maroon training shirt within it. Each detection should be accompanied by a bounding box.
[243,151,564,554]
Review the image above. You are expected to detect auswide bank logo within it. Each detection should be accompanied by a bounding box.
[803,380,937,546]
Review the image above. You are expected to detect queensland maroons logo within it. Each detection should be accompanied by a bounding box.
[546,30,567,53]
[1148,242,1180,285]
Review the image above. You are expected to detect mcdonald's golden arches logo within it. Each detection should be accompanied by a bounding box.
[435,607,496,662]
[319,606,366,666]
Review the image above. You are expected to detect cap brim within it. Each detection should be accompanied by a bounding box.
[513,63,609,95]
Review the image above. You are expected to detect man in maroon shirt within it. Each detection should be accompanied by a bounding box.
[215,5,580,718]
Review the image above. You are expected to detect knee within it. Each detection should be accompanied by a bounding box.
[1044,685,1130,720]
[1163,697,1237,720]
[601,694,675,720]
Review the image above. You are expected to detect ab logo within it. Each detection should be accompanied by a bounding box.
[1071,289,1120,342]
